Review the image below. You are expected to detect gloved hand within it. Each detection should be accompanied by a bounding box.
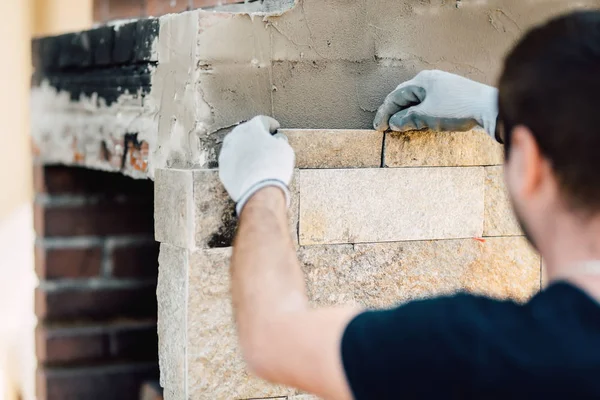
[218,115,295,215]
[373,70,500,141]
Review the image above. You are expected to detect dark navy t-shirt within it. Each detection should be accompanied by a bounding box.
[341,282,600,399]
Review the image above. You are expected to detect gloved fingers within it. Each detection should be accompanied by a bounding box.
[254,115,281,134]
[373,85,427,131]
[388,107,428,132]
[390,112,479,133]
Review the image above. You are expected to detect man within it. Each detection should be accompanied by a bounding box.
[217,11,600,399]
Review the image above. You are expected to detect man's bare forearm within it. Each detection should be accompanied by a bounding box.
[231,187,308,370]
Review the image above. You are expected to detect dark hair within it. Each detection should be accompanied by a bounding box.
[498,11,600,212]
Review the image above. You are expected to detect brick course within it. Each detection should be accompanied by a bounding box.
[34,165,159,400]
[35,245,103,279]
[36,323,158,364]
[37,364,158,400]
[35,285,158,321]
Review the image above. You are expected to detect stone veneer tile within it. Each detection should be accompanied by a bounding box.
[187,248,298,399]
[192,169,300,249]
[157,244,188,400]
[484,166,522,236]
[283,129,383,169]
[192,169,237,249]
[184,238,538,398]
[298,236,539,307]
[385,130,504,167]
[155,169,193,248]
[299,168,484,245]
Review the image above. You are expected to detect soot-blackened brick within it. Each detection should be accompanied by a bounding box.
[58,32,94,68]
[113,22,137,64]
[89,26,115,66]
[134,19,159,63]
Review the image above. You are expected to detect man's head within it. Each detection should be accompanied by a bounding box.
[498,11,600,251]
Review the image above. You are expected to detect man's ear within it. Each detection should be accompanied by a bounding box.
[509,125,543,198]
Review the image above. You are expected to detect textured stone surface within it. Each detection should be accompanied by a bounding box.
[192,169,299,248]
[183,237,539,398]
[192,169,237,249]
[157,244,187,400]
[284,129,383,168]
[299,237,539,307]
[385,130,504,167]
[460,237,540,301]
[187,248,298,399]
[484,166,522,237]
[155,169,193,248]
[299,168,485,245]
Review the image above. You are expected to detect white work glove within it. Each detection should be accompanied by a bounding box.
[218,115,295,215]
[373,70,500,141]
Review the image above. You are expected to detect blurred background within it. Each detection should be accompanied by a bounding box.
[0,1,92,399]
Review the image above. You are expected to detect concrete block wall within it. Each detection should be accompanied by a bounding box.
[155,129,540,399]
[34,166,160,400]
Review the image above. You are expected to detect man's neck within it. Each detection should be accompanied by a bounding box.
[542,211,600,298]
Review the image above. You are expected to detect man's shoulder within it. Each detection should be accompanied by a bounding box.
[341,283,600,399]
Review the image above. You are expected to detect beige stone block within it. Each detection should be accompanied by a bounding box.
[157,244,188,400]
[155,169,194,248]
[299,236,539,307]
[192,169,299,248]
[299,167,484,245]
[183,237,539,398]
[187,249,298,399]
[192,169,237,249]
[461,237,540,301]
[284,129,383,169]
[385,130,504,167]
[484,166,522,236]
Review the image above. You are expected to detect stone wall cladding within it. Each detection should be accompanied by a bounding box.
[34,166,160,400]
[155,128,540,399]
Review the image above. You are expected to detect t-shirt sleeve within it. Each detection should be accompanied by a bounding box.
[341,293,523,399]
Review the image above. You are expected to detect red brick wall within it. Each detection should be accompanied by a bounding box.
[34,165,159,400]
[94,0,245,23]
